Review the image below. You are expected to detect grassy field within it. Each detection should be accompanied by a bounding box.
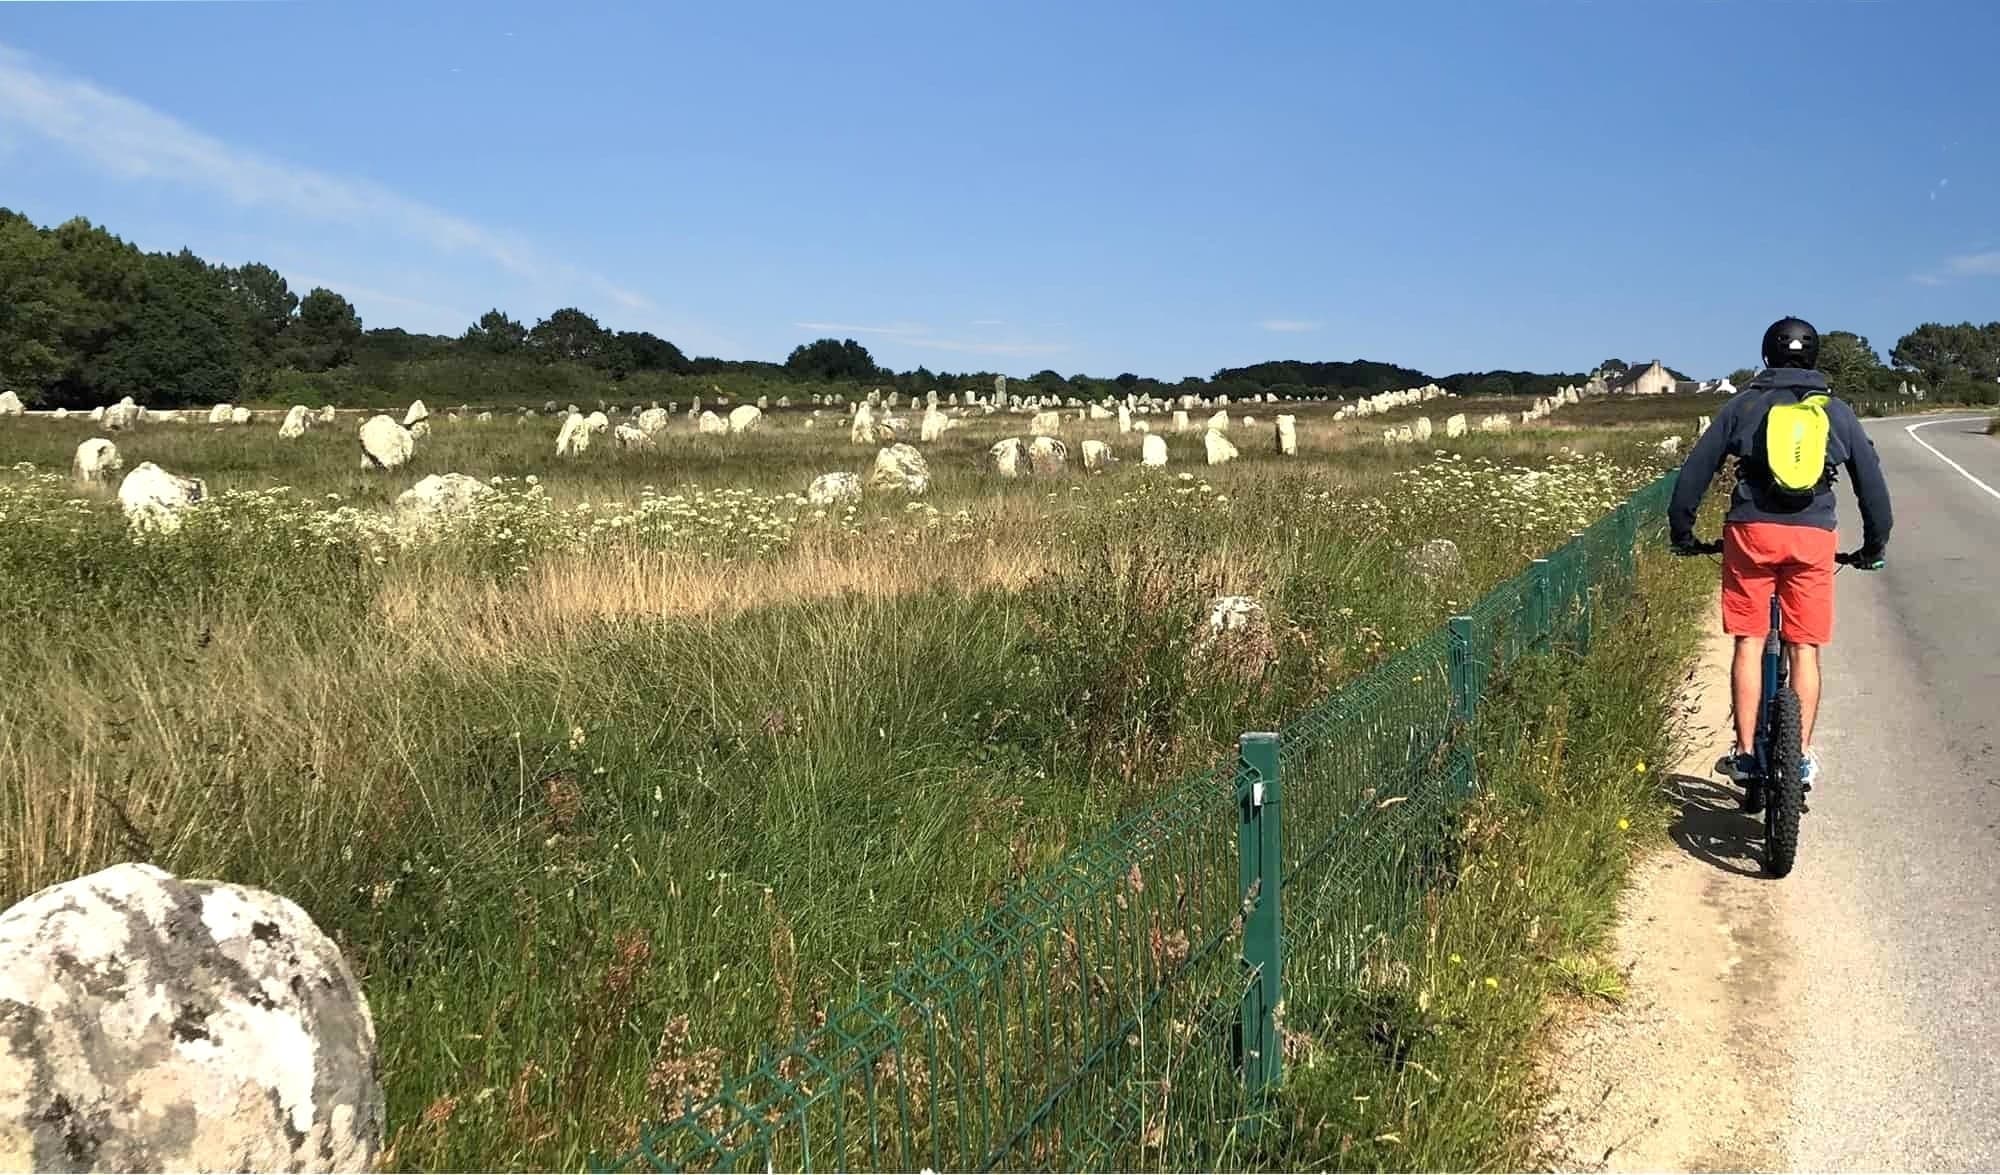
[0,393,1704,1169]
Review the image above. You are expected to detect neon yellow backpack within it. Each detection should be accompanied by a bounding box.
[1761,393,1832,503]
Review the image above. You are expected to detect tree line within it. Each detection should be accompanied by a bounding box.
[4,208,1995,410]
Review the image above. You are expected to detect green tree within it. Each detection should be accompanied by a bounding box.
[1890,322,2000,386]
[1816,330,1882,392]
[608,329,689,375]
[1727,367,1758,388]
[285,287,363,370]
[527,307,611,365]
[95,250,244,405]
[227,262,297,361]
[0,210,69,398]
[784,337,880,381]
[462,308,528,355]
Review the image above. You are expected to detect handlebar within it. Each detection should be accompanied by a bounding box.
[1672,537,1883,570]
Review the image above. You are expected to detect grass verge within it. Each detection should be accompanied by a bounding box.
[1258,543,1712,1170]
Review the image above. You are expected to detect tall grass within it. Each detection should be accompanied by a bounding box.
[0,400,1692,1169]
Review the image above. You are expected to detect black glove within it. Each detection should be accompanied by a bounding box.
[1851,544,1886,570]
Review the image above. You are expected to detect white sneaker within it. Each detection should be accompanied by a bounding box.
[1800,749,1819,790]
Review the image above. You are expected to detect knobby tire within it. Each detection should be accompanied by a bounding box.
[1765,687,1804,878]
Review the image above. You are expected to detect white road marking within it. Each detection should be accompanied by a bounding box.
[1903,417,2000,502]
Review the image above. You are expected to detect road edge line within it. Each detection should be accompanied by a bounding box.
[1902,417,2000,503]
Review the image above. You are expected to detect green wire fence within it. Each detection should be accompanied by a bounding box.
[602,472,1675,1173]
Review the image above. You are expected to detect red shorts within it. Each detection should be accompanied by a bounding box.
[1722,522,1837,646]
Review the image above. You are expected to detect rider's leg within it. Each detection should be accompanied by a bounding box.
[1788,643,1822,748]
[1731,636,1760,754]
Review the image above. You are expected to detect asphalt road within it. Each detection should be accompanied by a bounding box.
[1782,413,2000,1170]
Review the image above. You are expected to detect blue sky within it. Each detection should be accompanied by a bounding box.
[2,1,1994,380]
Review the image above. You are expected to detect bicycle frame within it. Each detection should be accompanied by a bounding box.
[1755,592,1786,779]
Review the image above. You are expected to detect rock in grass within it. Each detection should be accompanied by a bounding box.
[0,862,383,1173]
[1141,434,1169,467]
[396,472,493,523]
[614,423,651,449]
[1275,414,1297,456]
[1207,409,1230,432]
[1028,410,1062,435]
[696,410,728,436]
[1028,436,1069,476]
[727,405,763,434]
[0,390,22,416]
[1445,413,1468,439]
[1407,538,1462,582]
[1207,594,1263,633]
[403,399,430,427]
[1082,439,1116,472]
[987,437,1031,478]
[280,405,312,439]
[229,406,253,426]
[637,407,670,436]
[806,471,863,506]
[359,414,414,469]
[117,462,207,533]
[1204,429,1239,466]
[920,406,951,442]
[207,402,233,424]
[1414,416,1433,443]
[869,443,931,494]
[102,397,143,432]
[319,405,338,425]
[73,438,122,483]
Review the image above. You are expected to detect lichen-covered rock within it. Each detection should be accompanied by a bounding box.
[73,438,122,483]
[207,403,234,425]
[402,399,430,427]
[1406,538,1462,582]
[117,462,207,533]
[359,415,414,470]
[806,472,863,506]
[869,443,930,494]
[637,407,670,436]
[1141,434,1169,467]
[1028,410,1062,435]
[0,862,384,1172]
[696,410,728,436]
[1027,436,1068,476]
[318,406,338,425]
[395,472,493,524]
[1173,410,1191,434]
[279,405,312,439]
[102,397,143,432]
[849,404,878,445]
[920,406,951,443]
[0,390,23,416]
[1204,430,1239,466]
[1206,410,1230,432]
[1081,439,1115,472]
[1445,413,1468,439]
[1207,595,1263,633]
[614,423,651,449]
[229,406,253,426]
[555,412,590,456]
[986,437,1031,478]
[1414,416,1433,443]
[727,405,763,434]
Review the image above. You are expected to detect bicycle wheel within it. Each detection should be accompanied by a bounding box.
[1764,687,1805,878]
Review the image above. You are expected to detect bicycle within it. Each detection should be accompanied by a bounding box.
[1674,538,1880,877]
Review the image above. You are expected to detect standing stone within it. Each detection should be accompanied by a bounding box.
[1697,416,1712,434]
[1204,430,1239,466]
[359,415,415,470]
[102,397,143,432]
[0,390,22,416]
[318,405,338,425]
[556,412,589,456]
[614,423,652,449]
[116,462,207,532]
[0,863,383,1172]
[73,438,123,483]
[1028,436,1069,476]
[1274,415,1298,456]
[850,403,878,445]
[1445,413,1468,439]
[1117,404,1133,433]
[994,374,1008,399]
[403,399,430,428]
[1089,404,1113,421]
[920,406,950,442]
[638,407,670,435]
[697,410,728,436]
[869,443,931,494]
[1081,439,1115,472]
[395,472,493,522]
[1414,416,1434,443]
[1207,409,1230,432]
[987,437,1032,478]
[1029,410,1062,434]
[727,404,764,434]
[279,405,312,439]
[206,403,233,424]
[1173,410,1191,434]
[1141,433,1169,467]
[806,472,863,506]
[228,406,253,426]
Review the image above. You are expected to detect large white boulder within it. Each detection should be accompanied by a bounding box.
[1081,439,1116,472]
[1173,410,1191,434]
[637,407,671,436]
[1414,416,1433,443]
[0,863,383,1172]
[920,406,951,443]
[395,472,493,523]
[318,405,338,425]
[403,399,430,427]
[1141,434,1169,467]
[555,412,589,456]
[102,397,143,432]
[869,443,930,494]
[1028,410,1062,434]
[1445,413,1468,439]
[849,403,878,445]
[73,438,122,483]
[1274,415,1297,457]
[1406,538,1463,583]
[987,437,1032,478]
[1028,436,1069,476]
[207,403,233,425]
[614,423,651,449]
[1206,410,1230,432]
[0,390,22,416]
[89,406,105,422]
[116,462,207,533]
[696,410,728,436]
[1204,430,1239,466]
[279,404,312,439]
[227,406,251,426]
[359,414,414,470]
[806,471,863,507]
[727,405,764,434]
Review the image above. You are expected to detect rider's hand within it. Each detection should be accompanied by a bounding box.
[1851,545,1886,571]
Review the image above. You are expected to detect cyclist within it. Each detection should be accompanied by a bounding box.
[1668,316,1893,793]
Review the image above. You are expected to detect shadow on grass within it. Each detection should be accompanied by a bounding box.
[1662,772,1769,878]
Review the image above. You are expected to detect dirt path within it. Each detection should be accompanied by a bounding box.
[1536,626,1803,1172]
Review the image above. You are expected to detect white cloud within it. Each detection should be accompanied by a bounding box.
[1945,250,2000,277]
[0,43,654,316]
[792,321,930,337]
[1259,319,1321,333]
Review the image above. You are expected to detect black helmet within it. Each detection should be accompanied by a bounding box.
[1761,317,1819,370]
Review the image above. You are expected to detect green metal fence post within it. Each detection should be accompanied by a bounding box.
[1530,558,1551,645]
[1568,532,1593,654]
[1447,615,1477,725]
[1237,731,1282,1116]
